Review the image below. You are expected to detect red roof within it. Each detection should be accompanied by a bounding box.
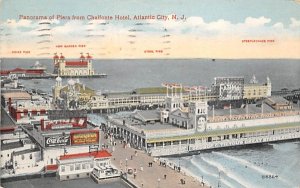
[46,164,58,171]
[0,68,44,75]
[59,150,112,160]
[26,69,44,74]
[70,129,98,134]
[0,126,16,132]
[0,70,10,75]
[12,68,26,72]
[65,61,88,66]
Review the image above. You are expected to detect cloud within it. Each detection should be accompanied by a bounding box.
[3,19,35,29]
[290,17,300,28]
[1,15,300,58]
[272,22,284,29]
[244,16,271,27]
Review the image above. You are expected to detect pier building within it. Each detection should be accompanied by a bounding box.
[53,53,95,77]
[106,89,300,156]
[243,75,272,101]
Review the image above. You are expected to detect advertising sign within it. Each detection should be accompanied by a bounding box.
[214,77,244,100]
[44,134,70,147]
[71,131,99,145]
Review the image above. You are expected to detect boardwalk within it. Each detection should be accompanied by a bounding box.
[103,137,209,188]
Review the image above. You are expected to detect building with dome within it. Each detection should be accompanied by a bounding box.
[52,78,96,110]
[53,53,95,77]
[243,75,272,101]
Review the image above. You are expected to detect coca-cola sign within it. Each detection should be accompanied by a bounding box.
[45,135,70,147]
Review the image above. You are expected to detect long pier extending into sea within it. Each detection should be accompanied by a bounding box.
[18,73,107,79]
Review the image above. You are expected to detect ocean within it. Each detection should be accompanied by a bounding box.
[166,142,300,188]
[1,58,300,93]
[1,58,300,188]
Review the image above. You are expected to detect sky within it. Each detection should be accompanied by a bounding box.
[1,0,300,59]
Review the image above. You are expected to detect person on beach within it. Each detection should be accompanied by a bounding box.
[140,165,143,171]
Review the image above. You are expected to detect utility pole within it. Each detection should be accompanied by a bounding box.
[217,171,221,188]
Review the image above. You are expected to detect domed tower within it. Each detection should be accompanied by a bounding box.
[53,53,59,74]
[66,79,79,109]
[52,76,63,103]
[58,53,66,76]
[86,53,94,75]
[266,76,271,97]
[250,75,258,84]
[80,52,85,62]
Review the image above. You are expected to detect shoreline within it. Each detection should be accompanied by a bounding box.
[159,157,210,187]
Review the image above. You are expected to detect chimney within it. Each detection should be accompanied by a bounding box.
[41,119,45,131]
[8,98,12,114]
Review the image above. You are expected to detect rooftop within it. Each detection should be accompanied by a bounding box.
[266,96,290,105]
[111,114,183,133]
[134,87,185,95]
[59,150,112,160]
[1,107,16,131]
[13,148,40,156]
[65,61,88,66]
[134,110,160,122]
[1,91,31,100]
[1,141,23,151]
[207,103,275,117]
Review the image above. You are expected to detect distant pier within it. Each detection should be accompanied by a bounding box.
[18,73,107,80]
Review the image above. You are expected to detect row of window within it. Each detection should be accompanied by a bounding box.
[1,153,33,159]
[61,163,94,172]
[147,128,300,147]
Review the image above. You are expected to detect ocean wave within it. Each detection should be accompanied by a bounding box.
[190,157,235,188]
[213,151,292,187]
[201,156,255,188]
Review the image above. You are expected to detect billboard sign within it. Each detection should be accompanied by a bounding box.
[214,77,244,100]
[71,130,99,145]
[45,134,70,147]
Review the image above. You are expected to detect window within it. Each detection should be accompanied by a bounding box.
[29,154,32,159]
[75,164,80,170]
[21,155,25,160]
[61,166,65,172]
[70,165,74,171]
[82,164,86,169]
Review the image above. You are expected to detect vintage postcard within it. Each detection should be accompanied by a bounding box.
[1,0,300,188]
